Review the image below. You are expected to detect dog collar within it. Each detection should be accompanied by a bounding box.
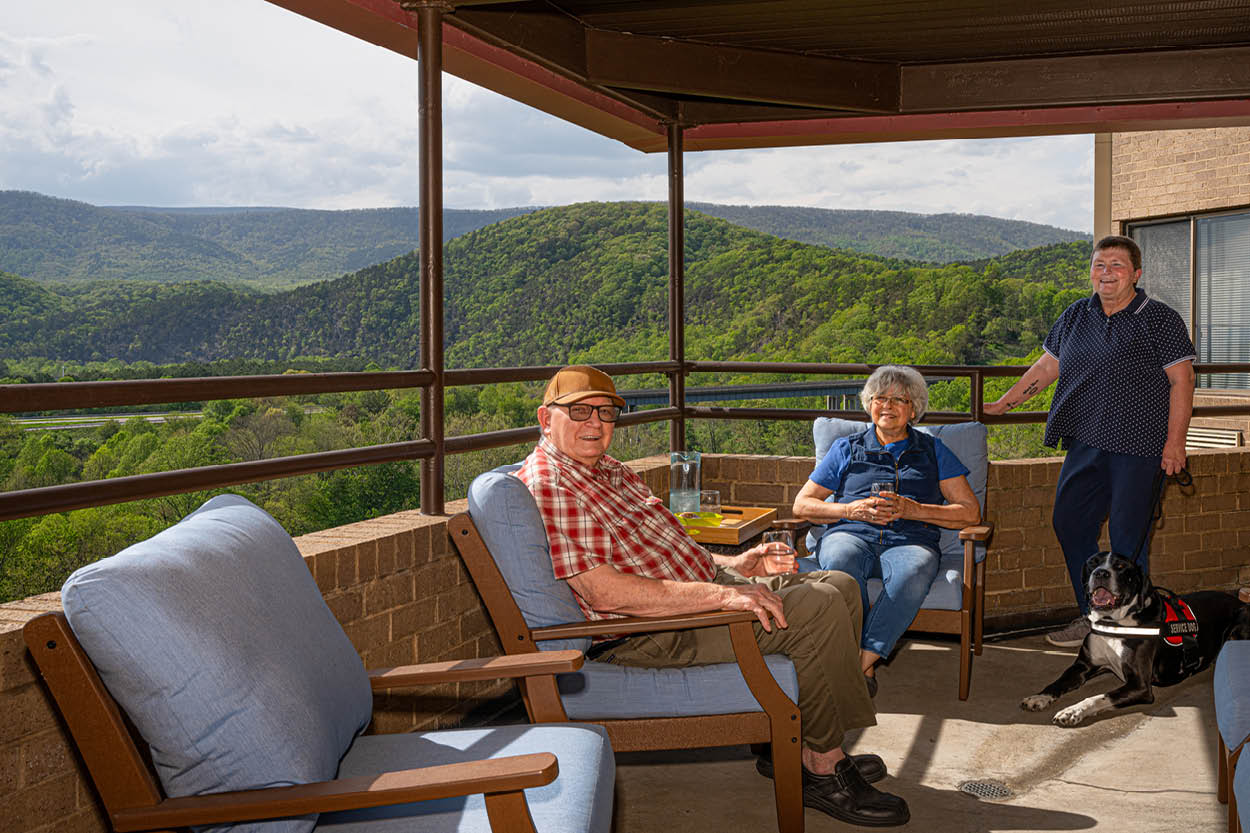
[1089,620,1161,637]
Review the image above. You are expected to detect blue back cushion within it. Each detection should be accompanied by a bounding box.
[467,465,592,653]
[811,418,989,560]
[61,494,372,833]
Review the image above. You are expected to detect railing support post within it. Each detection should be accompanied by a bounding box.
[667,122,686,452]
[410,1,447,515]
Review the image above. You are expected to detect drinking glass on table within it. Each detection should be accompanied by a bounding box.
[699,490,722,514]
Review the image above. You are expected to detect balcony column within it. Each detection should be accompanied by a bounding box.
[409,1,447,514]
[667,122,686,451]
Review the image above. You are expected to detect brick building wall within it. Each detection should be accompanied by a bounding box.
[1110,127,1250,226]
[3,450,1250,833]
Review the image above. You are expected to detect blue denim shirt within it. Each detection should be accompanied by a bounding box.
[812,425,945,549]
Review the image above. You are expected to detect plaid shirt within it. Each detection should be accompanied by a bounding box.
[516,437,716,622]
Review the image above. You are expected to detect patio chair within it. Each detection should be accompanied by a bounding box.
[799,418,993,701]
[23,493,613,833]
[449,465,804,833]
[1215,640,1250,833]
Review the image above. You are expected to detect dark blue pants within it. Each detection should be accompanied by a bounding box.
[1052,438,1162,613]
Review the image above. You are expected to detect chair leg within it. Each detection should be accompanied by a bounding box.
[973,560,985,655]
[958,613,972,701]
[1220,734,1229,804]
[772,739,804,833]
[1230,744,1244,833]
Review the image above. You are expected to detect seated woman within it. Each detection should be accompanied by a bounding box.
[793,365,980,696]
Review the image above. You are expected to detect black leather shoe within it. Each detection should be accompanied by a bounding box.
[755,751,886,784]
[802,757,909,827]
[865,672,878,698]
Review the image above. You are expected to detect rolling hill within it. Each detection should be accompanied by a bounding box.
[0,202,1092,370]
[1,190,1088,288]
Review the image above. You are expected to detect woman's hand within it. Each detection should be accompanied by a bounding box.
[844,496,901,526]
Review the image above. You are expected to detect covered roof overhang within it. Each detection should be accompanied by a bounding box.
[267,0,1250,150]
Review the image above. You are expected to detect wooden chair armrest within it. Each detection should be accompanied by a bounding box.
[110,754,557,832]
[369,650,583,689]
[532,610,758,642]
[770,517,811,532]
[958,524,992,541]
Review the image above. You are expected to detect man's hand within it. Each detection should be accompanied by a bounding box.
[733,542,797,578]
[1161,438,1187,475]
[718,583,788,632]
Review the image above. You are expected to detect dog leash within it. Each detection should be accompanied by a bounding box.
[1127,466,1193,567]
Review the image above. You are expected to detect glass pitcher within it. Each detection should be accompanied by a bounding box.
[669,451,701,513]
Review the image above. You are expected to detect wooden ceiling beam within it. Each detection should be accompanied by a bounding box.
[904,46,1250,112]
[584,29,900,114]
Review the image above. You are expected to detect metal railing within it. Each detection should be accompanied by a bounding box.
[4,360,1249,522]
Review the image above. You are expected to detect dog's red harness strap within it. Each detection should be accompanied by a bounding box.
[1159,591,1199,645]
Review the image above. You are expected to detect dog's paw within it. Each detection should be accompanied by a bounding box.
[1020,694,1054,711]
[1053,703,1089,727]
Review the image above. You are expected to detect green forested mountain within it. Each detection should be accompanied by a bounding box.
[0,191,535,288]
[2,190,1086,289]
[0,202,1092,369]
[690,202,1090,263]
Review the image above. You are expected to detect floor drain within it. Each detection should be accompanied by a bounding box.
[957,779,1013,800]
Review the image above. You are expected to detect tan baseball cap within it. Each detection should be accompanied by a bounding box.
[543,365,626,407]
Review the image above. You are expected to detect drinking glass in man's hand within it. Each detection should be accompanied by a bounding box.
[762,530,794,551]
[870,481,893,500]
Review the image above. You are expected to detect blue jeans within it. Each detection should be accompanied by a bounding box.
[804,531,939,658]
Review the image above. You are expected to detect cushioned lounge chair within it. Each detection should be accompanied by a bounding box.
[1216,640,1250,833]
[449,465,805,833]
[800,418,993,700]
[25,494,613,833]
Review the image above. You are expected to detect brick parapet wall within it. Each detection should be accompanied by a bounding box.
[3,450,1248,833]
[1111,127,1250,224]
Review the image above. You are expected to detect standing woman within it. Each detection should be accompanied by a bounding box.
[985,235,1195,647]
[793,365,981,696]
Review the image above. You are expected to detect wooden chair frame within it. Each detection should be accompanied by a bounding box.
[448,512,804,833]
[1218,732,1244,833]
[779,517,991,700]
[24,612,588,833]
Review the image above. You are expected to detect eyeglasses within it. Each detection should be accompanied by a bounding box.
[550,403,622,422]
[870,395,911,407]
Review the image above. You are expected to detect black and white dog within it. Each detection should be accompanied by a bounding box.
[1021,551,1250,726]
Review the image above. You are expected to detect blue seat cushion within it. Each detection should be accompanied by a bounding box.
[809,418,988,566]
[62,494,372,833]
[1215,640,1250,751]
[466,464,799,716]
[318,724,614,833]
[559,654,799,719]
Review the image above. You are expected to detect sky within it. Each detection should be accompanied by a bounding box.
[1,0,1094,232]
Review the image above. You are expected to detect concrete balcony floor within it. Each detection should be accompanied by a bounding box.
[606,631,1222,832]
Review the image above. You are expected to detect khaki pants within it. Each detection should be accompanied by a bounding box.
[597,569,875,752]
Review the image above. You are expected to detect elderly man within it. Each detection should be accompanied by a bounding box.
[517,365,909,828]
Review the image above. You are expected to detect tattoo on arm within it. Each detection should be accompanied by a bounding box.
[1022,381,1039,397]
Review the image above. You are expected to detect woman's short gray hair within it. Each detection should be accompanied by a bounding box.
[859,365,928,423]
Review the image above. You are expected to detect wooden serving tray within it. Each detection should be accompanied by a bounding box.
[686,505,777,546]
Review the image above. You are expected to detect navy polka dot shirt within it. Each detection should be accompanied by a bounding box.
[1043,288,1195,457]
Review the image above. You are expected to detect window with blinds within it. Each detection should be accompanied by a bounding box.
[1196,213,1250,389]
[1133,220,1191,325]
[1129,210,1250,391]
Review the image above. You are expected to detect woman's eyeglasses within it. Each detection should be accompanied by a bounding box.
[551,403,622,422]
[871,395,911,407]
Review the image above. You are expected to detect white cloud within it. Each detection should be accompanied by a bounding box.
[0,1,1093,230]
